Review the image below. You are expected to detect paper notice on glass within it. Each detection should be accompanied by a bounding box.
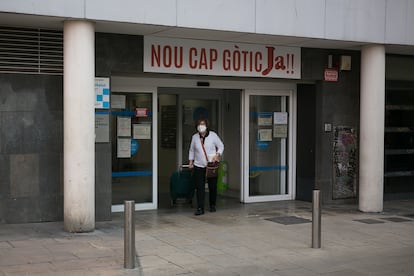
[258,116,272,126]
[273,125,288,138]
[95,113,109,143]
[133,124,151,139]
[258,129,272,141]
[117,117,131,137]
[111,94,126,109]
[117,138,131,158]
[274,112,288,125]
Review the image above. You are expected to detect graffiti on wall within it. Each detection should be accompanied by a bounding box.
[333,126,358,199]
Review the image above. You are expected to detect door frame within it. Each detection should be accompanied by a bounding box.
[110,82,158,212]
[242,89,297,203]
[111,76,297,210]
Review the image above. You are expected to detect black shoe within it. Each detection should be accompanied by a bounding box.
[209,206,216,212]
[194,208,204,216]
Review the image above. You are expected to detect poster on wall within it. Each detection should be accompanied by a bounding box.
[95,112,110,143]
[333,126,358,199]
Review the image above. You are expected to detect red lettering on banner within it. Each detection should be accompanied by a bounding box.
[163,46,172,68]
[241,51,249,71]
[199,48,208,69]
[233,46,241,71]
[175,47,183,68]
[151,44,183,68]
[210,49,218,69]
[249,52,253,72]
[151,45,161,67]
[149,41,297,76]
[223,50,231,71]
[274,56,285,70]
[261,47,289,76]
[189,47,197,69]
[255,52,262,72]
[262,47,274,76]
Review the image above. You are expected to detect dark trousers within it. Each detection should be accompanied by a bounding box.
[193,166,217,210]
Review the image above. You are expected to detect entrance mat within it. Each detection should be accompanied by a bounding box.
[265,216,311,225]
[381,217,412,223]
[353,219,385,224]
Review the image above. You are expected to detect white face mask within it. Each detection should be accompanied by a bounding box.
[197,125,207,133]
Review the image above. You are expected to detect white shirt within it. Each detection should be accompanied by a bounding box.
[188,130,224,168]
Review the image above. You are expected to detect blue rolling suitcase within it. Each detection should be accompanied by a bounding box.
[170,166,195,206]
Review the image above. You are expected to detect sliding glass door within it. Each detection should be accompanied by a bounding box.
[243,90,295,202]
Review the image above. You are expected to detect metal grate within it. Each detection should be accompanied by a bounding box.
[265,216,311,225]
[0,26,63,75]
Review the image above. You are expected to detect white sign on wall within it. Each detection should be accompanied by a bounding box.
[95,77,110,109]
[144,36,301,79]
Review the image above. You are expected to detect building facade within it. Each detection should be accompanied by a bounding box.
[0,1,413,232]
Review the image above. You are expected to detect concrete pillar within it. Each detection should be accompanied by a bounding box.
[63,20,95,232]
[359,45,385,212]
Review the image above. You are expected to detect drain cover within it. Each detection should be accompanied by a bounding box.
[381,217,412,223]
[353,219,385,224]
[265,216,311,225]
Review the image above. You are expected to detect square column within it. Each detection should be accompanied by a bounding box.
[63,20,95,232]
[359,45,385,212]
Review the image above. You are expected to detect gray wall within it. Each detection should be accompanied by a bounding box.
[0,32,136,223]
[301,48,361,204]
[0,74,63,223]
[96,33,143,76]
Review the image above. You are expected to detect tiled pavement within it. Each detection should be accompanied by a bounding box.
[1,198,413,275]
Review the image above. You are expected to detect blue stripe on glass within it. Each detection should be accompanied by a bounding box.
[111,111,136,117]
[95,111,110,115]
[250,111,273,118]
[249,166,288,171]
[110,111,153,117]
[112,171,153,177]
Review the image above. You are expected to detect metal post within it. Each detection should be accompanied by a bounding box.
[124,200,135,269]
[312,190,321,249]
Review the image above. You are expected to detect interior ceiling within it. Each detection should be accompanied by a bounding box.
[1,12,414,56]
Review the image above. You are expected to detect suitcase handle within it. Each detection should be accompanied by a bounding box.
[180,164,190,171]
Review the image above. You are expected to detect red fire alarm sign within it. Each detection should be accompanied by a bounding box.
[135,108,148,117]
[324,68,338,82]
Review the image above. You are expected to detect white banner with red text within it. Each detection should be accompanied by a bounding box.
[144,36,301,79]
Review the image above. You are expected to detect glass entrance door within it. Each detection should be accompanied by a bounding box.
[243,90,294,202]
[180,98,220,166]
[157,90,221,208]
[111,91,157,211]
